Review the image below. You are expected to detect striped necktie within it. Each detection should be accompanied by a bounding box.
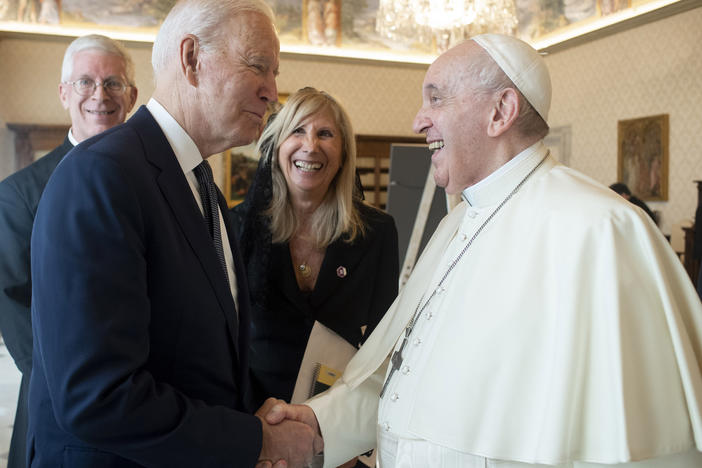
[193,160,229,285]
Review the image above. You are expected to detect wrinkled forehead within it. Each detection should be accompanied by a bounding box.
[422,42,481,94]
[70,50,128,77]
[229,11,279,49]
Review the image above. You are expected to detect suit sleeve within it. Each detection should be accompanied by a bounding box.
[0,179,34,374]
[31,152,261,467]
[362,214,399,343]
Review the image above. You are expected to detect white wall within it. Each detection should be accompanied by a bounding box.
[545,6,702,234]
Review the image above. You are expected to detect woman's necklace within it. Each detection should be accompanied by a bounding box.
[298,262,312,278]
[291,232,323,286]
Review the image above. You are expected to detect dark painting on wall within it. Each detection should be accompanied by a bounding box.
[223,94,287,207]
[618,114,669,201]
[224,148,259,208]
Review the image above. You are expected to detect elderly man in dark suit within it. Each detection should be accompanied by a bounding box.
[0,33,137,468]
[26,0,320,467]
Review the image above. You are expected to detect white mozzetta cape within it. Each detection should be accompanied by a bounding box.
[308,143,702,467]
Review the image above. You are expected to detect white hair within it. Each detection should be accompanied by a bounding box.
[151,0,275,81]
[61,34,135,85]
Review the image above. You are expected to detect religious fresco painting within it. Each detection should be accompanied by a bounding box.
[0,0,682,60]
[3,0,172,27]
[303,0,341,46]
[515,0,630,41]
[617,114,669,201]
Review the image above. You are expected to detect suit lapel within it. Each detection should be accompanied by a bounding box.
[128,107,240,348]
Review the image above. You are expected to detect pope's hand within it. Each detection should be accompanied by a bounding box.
[256,398,319,467]
[266,401,324,456]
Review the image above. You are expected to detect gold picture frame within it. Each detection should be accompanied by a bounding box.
[223,144,259,208]
[617,114,669,201]
[223,94,288,207]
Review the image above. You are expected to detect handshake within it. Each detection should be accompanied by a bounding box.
[255,398,324,468]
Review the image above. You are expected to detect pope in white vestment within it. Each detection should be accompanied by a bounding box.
[263,33,702,468]
[308,141,702,467]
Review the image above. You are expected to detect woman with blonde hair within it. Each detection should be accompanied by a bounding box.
[232,87,399,417]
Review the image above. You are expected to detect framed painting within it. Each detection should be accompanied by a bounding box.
[223,144,260,208]
[617,114,669,201]
[223,94,288,207]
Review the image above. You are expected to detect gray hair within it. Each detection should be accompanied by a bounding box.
[464,46,549,140]
[152,0,275,80]
[61,34,135,85]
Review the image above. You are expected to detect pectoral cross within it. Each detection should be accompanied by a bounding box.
[379,330,410,398]
[377,155,549,400]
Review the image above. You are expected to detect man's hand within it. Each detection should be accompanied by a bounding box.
[265,401,323,455]
[255,398,320,468]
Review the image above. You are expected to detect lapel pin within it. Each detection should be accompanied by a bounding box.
[336,266,347,278]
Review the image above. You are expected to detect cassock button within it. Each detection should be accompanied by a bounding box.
[460,233,468,241]
[468,210,478,218]
[401,365,410,375]
[413,338,422,346]
[382,421,391,432]
[426,311,433,320]
[390,393,399,402]
[336,266,347,278]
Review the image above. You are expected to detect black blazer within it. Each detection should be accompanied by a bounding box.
[0,137,72,468]
[28,107,260,468]
[233,202,399,406]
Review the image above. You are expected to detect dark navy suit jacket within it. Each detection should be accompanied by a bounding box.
[28,107,261,467]
[0,137,72,468]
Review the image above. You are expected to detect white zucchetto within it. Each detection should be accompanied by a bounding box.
[472,34,552,122]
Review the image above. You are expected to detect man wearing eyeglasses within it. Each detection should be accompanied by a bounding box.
[0,34,137,468]
[59,40,138,143]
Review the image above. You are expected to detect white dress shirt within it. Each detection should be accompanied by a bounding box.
[67,128,79,146]
[146,98,238,308]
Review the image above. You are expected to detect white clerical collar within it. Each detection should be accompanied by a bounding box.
[146,98,204,174]
[461,141,548,208]
[67,129,79,146]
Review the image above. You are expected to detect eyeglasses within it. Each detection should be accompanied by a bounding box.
[64,78,131,96]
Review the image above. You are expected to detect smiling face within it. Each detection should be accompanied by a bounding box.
[196,11,279,152]
[59,49,137,142]
[412,41,495,194]
[277,106,343,204]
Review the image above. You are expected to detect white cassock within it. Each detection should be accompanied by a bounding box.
[307,141,702,467]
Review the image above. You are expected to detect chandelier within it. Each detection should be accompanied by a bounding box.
[376,0,519,53]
